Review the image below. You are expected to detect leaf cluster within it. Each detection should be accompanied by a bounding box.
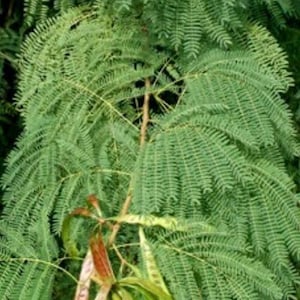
[0,1,300,300]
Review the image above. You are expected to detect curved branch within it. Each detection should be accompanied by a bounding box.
[108,78,151,247]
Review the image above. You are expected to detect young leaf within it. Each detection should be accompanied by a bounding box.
[119,277,173,300]
[89,233,115,285]
[139,227,171,296]
[109,214,186,231]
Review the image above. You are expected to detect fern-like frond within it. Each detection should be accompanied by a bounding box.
[103,0,297,56]
[1,6,166,234]
[0,212,58,300]
[152,228,282,300]
[1,2,300,299]
[23,0,95,26]
[132,104,253,216]
[208,160,300,293]
[181,45,297,155]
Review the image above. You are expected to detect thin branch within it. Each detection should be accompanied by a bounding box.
[62,78,139,131]
[0,257,79,283]
[108,78,151,247]
[0,52,17,67]
[107,193,132,247]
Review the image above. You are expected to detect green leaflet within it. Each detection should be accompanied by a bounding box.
[139,227,171,297]
[61,214,80,257]
[119,277,173,300]
[110,287,133,300]
[108,214,186,231]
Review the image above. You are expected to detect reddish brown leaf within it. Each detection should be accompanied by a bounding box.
[89,233,115,284]
[70,207,92,218]
[87,194,100,211]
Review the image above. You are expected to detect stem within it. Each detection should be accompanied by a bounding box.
[108,78,151,246]
[107,193,132,246]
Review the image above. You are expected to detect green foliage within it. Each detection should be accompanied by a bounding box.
[275,20,300,189]
[153,229,283,300]
[102,0,299,57]
[0,0,300,299]
[0,0,102,188]
[24,0,95,26]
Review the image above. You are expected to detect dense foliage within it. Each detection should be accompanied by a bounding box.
[1,0,300,299]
